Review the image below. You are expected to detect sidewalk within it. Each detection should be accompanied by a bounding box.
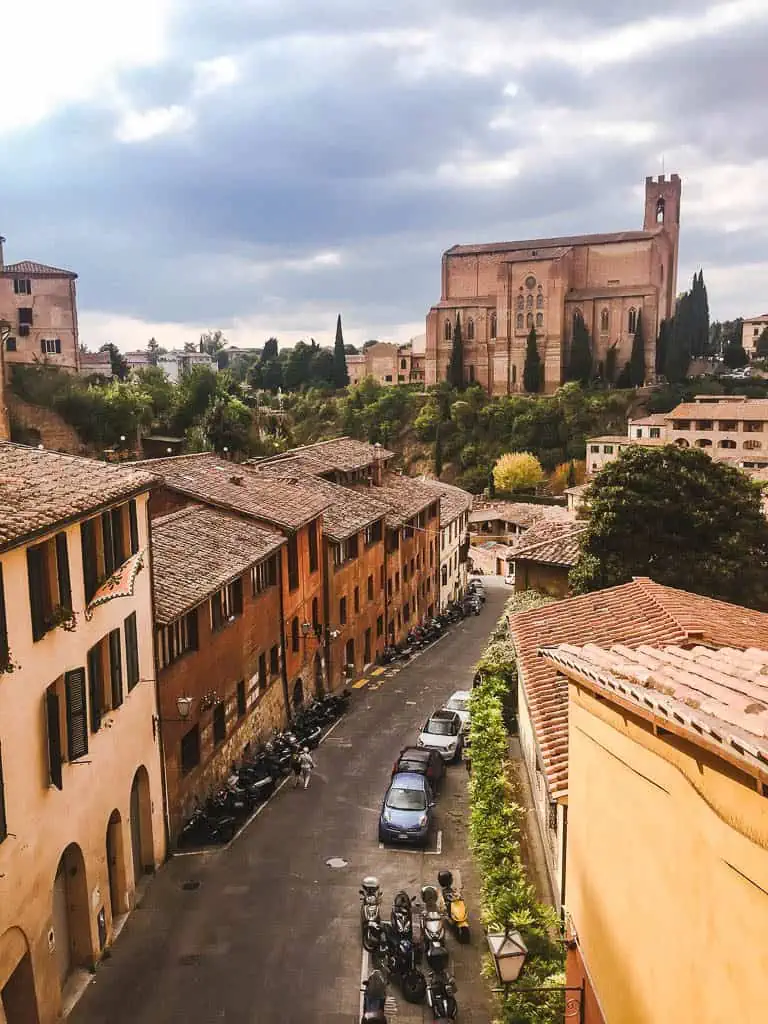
[508,736,556,907]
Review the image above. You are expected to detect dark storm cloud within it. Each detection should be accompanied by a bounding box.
[2,0,767,336]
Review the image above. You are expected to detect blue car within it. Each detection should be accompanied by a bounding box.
[378,772,435,846]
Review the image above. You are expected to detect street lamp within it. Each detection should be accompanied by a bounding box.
[486,927,584,1021]
[152,694,194,740]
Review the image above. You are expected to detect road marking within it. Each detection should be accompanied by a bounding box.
[352,678,368,689]
[377,830,443,856]
[359,943,370,1021]
[371,667,385,676]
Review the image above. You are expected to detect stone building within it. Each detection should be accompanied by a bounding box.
[742,313,768,358]
[510,519,584,598]
[151,504,286,839]
[346,341,420,387]
[0,444,165,1024]
[425,174,681,393]
[419,478,472,607]
[0,239,80,373]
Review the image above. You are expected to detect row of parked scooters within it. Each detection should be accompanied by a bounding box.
[381,581,486,664]
[177,689,351,848]
[359,874,469,1022]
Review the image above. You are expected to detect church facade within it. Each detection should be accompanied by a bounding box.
[425,174,681,394]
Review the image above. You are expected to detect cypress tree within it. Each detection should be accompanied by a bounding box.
[567,460,577,488]
[629,310,646,386]
[664,294,692,383]
[523,326,542,392]
[332,314,349,388]
[615,361,633,389]
[605,342,618,384]
[656,319,670,374]
[447,314,465,389]
[567,313,592,385]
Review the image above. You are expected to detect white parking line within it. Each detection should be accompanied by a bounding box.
[359,944,370,1020]
[378,829,443,855]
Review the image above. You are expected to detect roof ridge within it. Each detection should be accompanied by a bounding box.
[151,505,201,528]
[514,523,585,557]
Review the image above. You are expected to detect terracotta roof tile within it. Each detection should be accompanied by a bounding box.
[1,260,77,277]
[446,230,656,257]
[586,435,668,446]
[541,643,768,775]
[510,578,768,800]
[251,437,394,475]
[352,474,438,529]
[0,442,157,551]
[666,400,768,421]
[512,521,585,567]
[138,453,330,530]
[417,478,473,526]
[470,501,573,529]
[254,472,387,542]
[151,505,283,625]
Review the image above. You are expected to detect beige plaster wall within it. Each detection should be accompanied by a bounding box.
[0,276,79,372]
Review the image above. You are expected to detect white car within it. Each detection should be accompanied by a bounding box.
[443,690,471,733]
[418,710,464,762]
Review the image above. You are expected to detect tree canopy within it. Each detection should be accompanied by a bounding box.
[447,314,464,389]
[570,445,768,609]
[628,310,646,387]
[333,314,349,389]
[756,327,768,359]
[99,342,129,380]
[566,313,592,386]
[523,326,542,393]
[492,451,545,493]
[722,338,749,368]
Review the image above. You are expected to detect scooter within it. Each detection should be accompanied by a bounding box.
[437,869,470,943]
[419,885,446,964]
[369,921,427,1004]
[391,891,415,942]
[425,972,458,1021]
[361,969,388,1023]
[360,876,383,951]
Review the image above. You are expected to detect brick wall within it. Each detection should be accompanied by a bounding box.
[514,559,570,598]
[8,393,90,454]
[325,531,386,687]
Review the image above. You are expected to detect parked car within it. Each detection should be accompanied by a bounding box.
[379,772,435,846]
[392,746,446,793]
[442,690,471,733]
[418,710,464,762]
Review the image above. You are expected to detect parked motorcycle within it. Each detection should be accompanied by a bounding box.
[419,885,447,968]
[178,802,236,848]
[425,972,458,1021]
[437,869,470,943]
[360,968,389,1024]
[360,876,383,951]
[369,921,427,1004]
[391,890,416,943]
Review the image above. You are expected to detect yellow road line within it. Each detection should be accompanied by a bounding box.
[352,678,369,689]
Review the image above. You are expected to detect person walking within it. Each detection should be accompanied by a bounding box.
[298,747,315,790]
[291,749,303,788]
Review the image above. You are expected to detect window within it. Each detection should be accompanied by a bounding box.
[27,532,72,642]
[65,667,89,760]
[515,313,523,330]
[40,339,62,355]
[333,535,359,566]
[650,427,661,439]
[526,295,533,310]
[628,308,637,334]
[101,507,126,577]
[430,540,434,567]
[468,364,475,383]
[310,597,319,631]
[237,680,247,717]
[364,520,382,546]
[695,420,713,430]
[87,638,109,732]
[719,420,737,431]
[108,629,123,710]
[129,500,140,554]
[744,421,764,433]
[512,365,517,384]
[259,653,267,689]
[367,574,374,601]
[157,610,198,670]
[526,313,533,328]
[270,645,279,676]
[444,320,452,341]
[490,313,497,339]
[181,725,201,774]
[292,616,300,652]
[13,278,31,295]
[213,702,226,745]
[466,318,475,341]
[354,586,360,613]
[603,445,614,454]
[403,562,409,583]
[124,612,139,691]
[536,292,543,309]
[695,439,712,448]
[384,375,392,382]
[308,522,319,573]
[635,428,642,438]
[535,313,543,327]
[379,565,385,590]
[376,615,383,638]
[0,744,6,842]
[656,196,665,224]
[5,337,16,352]
[46,684,63,790]
[403,602,410,623]
[395,571,400,591]
[516,294,524,311]
[286,535,299,590]
[441,565,448,586]
[718,439,737,449]
[339,598,347,625]
[211,578,243,630]
[673,420,690,431]
[252,555,277,594]
[18,308,32,336]
[744,439,763,450]
[400,359,407,370]
[600,309,609,332]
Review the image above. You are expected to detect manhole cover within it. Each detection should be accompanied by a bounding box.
[181,880,201,891]
[178,954,201,966]
[325,857,348,869]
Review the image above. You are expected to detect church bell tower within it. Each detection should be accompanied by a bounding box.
[644,173,681,319]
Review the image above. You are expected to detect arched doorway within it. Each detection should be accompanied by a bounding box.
[313,653,323,696]
[129,767,154,887]
[0,927,40,1024]
[52,844,90,987]
[106,810,127,926]
[292,678,304,710]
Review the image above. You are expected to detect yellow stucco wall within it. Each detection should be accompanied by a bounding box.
[567,682,768,1024]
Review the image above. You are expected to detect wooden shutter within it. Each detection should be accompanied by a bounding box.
[125,613,139,690]
[26,545,46,642]
[87,644,103,733]
[46,690,63,790]
[54,339,62,354]
[102,512,115,576]
[40,339,46,354]
[55,532,72,610]
[65,668,88,760]
[232,578,243,615]
[0,742,7,841]
[186,609,198,650]
[111,507,126,566]
[0,564,8,665]
[81,519,98,603]
[109,629,123,708]
[128,500,139,554]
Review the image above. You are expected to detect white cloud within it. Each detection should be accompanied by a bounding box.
[193,56,240,97]
[115,105,193,143]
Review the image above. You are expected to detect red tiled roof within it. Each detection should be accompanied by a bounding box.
[470,501,572,528]
[251,437,395,475]
[1,260,77,278]
[446,230,656,257]
[418,478,473,526]
[510,578,768,800]
[254,472,387,542]
[666,400,768,420]
[541,644,768,776]
[352,474,438,529]
[511,521,585,567]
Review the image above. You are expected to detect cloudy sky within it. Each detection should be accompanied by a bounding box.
[3,0,767,351]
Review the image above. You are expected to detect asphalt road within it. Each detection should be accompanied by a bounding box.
[70,580,509,1024]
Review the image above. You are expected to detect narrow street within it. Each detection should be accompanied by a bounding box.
[70,582,509,1024]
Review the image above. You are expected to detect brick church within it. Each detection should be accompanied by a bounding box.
[425,174,681,394]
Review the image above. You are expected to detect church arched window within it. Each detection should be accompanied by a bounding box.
[536,293,543,309]
[444,320,452,341]
[628,307,638,334]
[526,294,533,310]
[656,197,665,224]
[536,313,543,327]
[511,365,517,385]
[526,312,534,328]
[516,313,524,329]
[466,318,475,341]
[517,295,524,311]
[572,309,583,332]
[490,313,497,339]
[600,309,609,332]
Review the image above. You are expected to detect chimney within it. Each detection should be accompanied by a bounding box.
[0,236,5,269]
[372,442,384,485]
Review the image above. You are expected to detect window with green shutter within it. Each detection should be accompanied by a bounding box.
[128,499,139,554]
[65,668,88,760]
[81,519,98,603]
[109,629,123,708]
[102,512,115,577]
[87,643,103,732]
[46,688,63,790]
[55,533,72,611]
[0,742,7,842]
[0,564,8,668]
[125,612,139,690]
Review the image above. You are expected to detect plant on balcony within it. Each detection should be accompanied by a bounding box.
[47,605,77,632]
[0,648,20,674]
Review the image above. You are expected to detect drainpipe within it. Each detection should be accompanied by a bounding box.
[560,803,568,921]
[322,536,332,691]
[277,544,292,722]
[146,504,172,858]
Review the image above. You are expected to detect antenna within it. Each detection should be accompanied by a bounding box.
[661,154,665,177]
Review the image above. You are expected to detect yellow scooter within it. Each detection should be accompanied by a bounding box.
[437,869,470,944]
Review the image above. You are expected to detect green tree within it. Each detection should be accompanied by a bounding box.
[523,326,542,393]
[447,315,464,389]
[200,330,227,359]
[284,340,317,390]
[311,347,336,387]
[628,310,646,386]
[133,366,175,424]
[567,313,592,385]
[722,338,749,368]
[171,365,219,433]
[690,269,710,357]
[756,327,768,358]
[202,396,252,455]
[570,446,768,609]
[146,337,166,366]
[183,341,197,353]
[99,342,129,381]
[434,423,443,477]
[261,358,284,392]
[656,318,671,374]
[333,314,349,389]
[615,361,632,388]
[262,337,279,361]
[664,294,692,383]
[605,342,618,385]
